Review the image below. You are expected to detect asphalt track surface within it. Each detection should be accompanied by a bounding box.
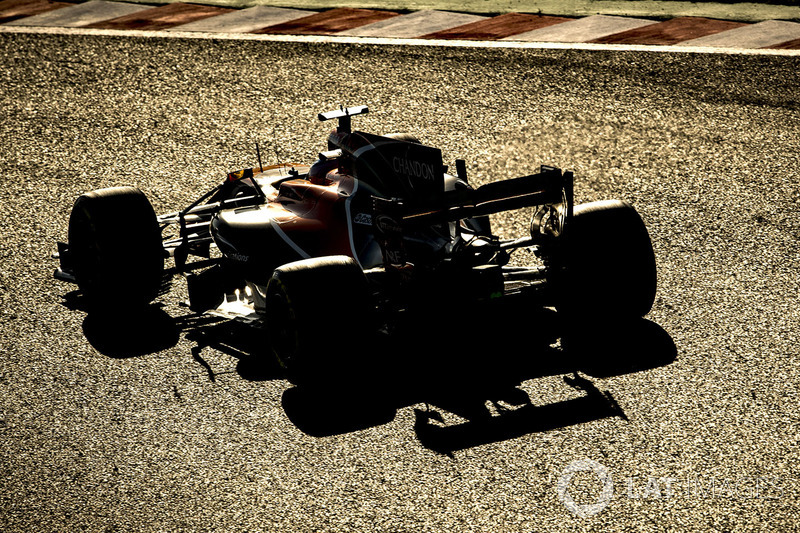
[1,31,799,531]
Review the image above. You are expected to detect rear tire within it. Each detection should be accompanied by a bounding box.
[264,256,375,387]
[68,186,164,311]
[555,199,656,319]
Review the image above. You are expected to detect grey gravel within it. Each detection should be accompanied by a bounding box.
[1,32,799,532]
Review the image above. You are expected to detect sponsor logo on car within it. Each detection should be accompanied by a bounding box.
[375,214,402,235]
[354,213,373,226]
[393,156,436,182]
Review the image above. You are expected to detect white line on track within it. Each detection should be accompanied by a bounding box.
[2,24,799,57]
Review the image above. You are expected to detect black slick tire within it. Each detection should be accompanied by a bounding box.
[555,199,657,319]
[68,186,164,312]
[264,255,374,387]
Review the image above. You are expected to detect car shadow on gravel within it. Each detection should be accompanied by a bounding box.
[61,289,286,376]
[186,317,284,382]
[63,290,675,454]
[279,305,677,456]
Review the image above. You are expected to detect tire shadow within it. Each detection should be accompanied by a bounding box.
[81,305,180,359]
[570,317,677,379]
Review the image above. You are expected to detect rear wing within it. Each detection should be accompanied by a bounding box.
[400,165,572,226]
[372,166,573,268]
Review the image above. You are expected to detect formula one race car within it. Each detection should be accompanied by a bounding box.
[54,106,657,385]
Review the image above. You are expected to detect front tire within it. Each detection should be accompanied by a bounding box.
[68,186,164,311]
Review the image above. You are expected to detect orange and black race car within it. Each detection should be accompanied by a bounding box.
[54,106,656,385]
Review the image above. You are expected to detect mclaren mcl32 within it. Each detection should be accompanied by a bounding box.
[55,106,657,385]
